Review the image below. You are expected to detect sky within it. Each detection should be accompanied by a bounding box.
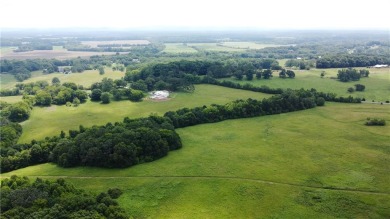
[1,0,389,30]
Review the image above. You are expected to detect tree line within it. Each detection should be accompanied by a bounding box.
[0,115,181,173]
[1,175,128,219]
[316,54,390,68]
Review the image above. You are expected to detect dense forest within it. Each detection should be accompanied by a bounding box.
[1,175,128,219]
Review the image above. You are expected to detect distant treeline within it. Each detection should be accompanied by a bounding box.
[316,54,390,68]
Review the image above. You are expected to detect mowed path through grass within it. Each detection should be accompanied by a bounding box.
[19,84,271,143]
[5,103,390,218]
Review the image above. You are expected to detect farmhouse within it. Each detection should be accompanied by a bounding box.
[150,90,169,100]
[373,64,388,68]
[58,66,72,74]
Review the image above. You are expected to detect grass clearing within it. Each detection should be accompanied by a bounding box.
[224,67,390,101]
[0,47,17,55]
[163,43,198,53]
[188,43,246,52]
[0,95,23,103]
[4,103,389,218]
[18,84,271,142]
[1,68,125,90]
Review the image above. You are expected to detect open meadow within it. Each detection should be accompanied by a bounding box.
[224,67,390,102]
[1,67,125,90]
[162,43,198,53]
[0,46,128,60]
[4,103,390,218]
[18,84,271,143]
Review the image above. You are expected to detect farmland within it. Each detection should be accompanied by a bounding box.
[18,84,271,143]
[163,43,198,53]
[223,67,390,102]
[1,68,125,90]
[4,103,390,218]
[0,49,126,60]
[1,29,390,218]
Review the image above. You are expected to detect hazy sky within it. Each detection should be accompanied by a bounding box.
[1,0,389,29]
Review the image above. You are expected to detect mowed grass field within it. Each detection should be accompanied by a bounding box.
[162,43,198,53]
[4,103,390,218]
[224,67,390,102]
[0,95,23,103]
[1,68,125,90]
[18,84,271,143]
[188,43,246,52]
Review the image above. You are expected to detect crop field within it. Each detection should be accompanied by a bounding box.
[1,68,125,90]
[224,67,390,102]
[81,40,150,48]
[163,43,198,53]
[18,84,271,143]
[5,103,390,218]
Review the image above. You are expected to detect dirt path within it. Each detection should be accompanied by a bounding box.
[25,175,390,195]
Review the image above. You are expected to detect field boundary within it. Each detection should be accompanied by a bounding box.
[22,175,390,195]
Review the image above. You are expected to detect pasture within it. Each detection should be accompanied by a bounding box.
[225,67,390,102]
[0,95,23,103]
[0,47,17,56]
[18,84,271,143]
[187,43,246,52]
[162,43,198,53]
[5,103,390,218]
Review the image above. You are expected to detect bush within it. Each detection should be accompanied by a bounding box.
[354,84,365,91]
[365,118,386,126]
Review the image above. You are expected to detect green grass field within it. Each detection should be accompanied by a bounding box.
[0,95,23,103]
[188,43,246,52]
[4,103,389,218]
[163,43,198,53]
[0,47,17,55]
[224,67,390,102]
[18,84,271,143]
[1,68,125,90]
